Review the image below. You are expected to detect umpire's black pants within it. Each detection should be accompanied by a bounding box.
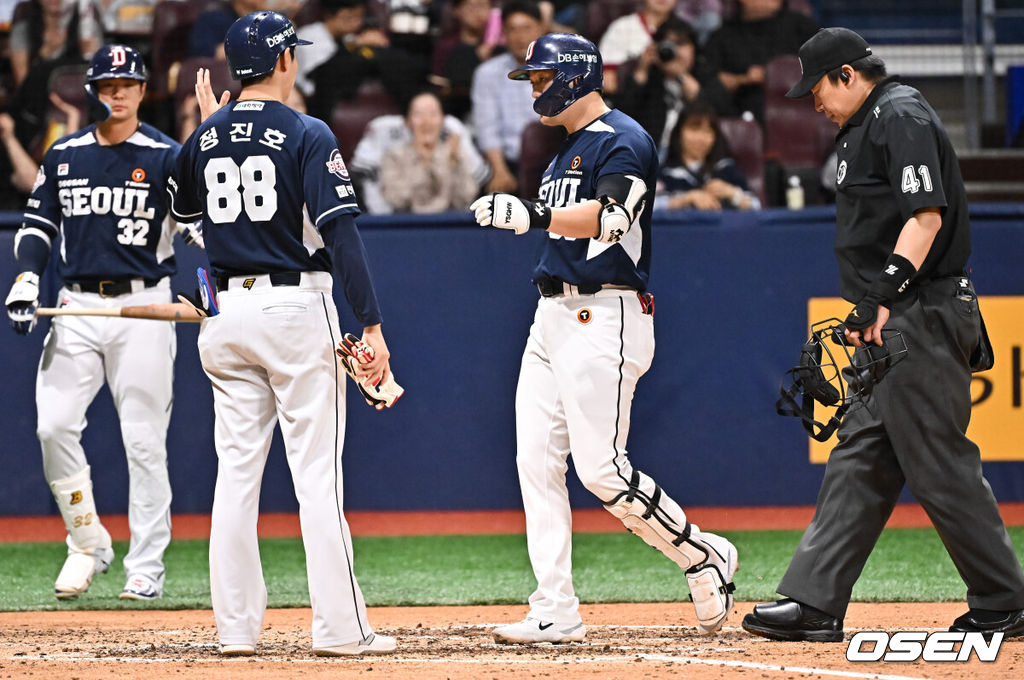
[778,276,1024,618]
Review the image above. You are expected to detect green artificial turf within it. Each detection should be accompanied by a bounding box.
[1,528,1022,611]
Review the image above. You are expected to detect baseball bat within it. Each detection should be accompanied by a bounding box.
[37,302,204,322]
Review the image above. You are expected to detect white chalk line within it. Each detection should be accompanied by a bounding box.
[4,651,942,680]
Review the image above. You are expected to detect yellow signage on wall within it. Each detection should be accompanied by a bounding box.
[807,297,1024,463]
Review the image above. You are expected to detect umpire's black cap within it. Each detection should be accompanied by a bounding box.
[786,27,872,98]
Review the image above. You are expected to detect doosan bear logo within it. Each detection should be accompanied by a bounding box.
[558,52,598,64]
[325,150,349,180]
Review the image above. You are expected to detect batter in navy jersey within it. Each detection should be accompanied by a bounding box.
[472,33,739,644]
[168,12,396,657]
[4,44,204,603]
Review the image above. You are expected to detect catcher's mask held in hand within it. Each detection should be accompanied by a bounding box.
[776,318,908,441]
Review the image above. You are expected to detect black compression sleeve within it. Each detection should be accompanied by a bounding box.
[14,231,51,275]
[320,213,383,327]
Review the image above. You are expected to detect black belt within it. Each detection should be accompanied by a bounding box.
[536,277,603,297]
[66,278,160,297]
[216,272,302,290]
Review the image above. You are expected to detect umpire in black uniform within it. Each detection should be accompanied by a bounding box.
[743,27,1024,641]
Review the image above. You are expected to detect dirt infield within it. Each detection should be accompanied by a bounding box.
[1,602,1021,680]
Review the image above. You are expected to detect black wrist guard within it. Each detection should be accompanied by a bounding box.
[844,253,917,330]
[521,199,552,230]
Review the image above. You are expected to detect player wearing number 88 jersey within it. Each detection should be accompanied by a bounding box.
[4,44,205,602]
[168,11,396,657]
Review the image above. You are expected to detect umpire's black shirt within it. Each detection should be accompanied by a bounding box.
[833,77,971,302]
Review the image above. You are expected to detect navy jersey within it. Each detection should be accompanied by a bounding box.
[169,100,359,278]
[19,123,181,281]
[534,109,659,291]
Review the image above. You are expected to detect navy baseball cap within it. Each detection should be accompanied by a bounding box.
[786,27,872,98]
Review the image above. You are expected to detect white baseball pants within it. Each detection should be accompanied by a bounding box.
[515,289,694,625]
[197,272,372,649]
[36,282,175,585]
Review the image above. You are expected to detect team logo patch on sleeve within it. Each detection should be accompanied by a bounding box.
[131,168,146,182]
[326,149,349,180]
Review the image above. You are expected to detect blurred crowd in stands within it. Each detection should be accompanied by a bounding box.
[0,0,840,215]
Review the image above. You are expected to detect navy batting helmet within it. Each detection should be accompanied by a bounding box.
[508,33,603,117]
[224,11,312,81]
[87,44,147,83]
[85,45,147,122]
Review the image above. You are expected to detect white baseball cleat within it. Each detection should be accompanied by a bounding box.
[54,545,115,600]
[492,618,586,644]
[313,633,397,656]
[686,532,739,634]
[119,574,161,600]
[220,644,255,657]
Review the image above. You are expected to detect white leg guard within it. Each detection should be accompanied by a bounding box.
[50,466,115,599]
[605,471,737,634]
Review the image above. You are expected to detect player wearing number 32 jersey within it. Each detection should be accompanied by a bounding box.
[5,44,204,604]
[168,11,396,658]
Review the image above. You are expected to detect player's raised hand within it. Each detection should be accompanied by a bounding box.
[195,68,230,123]
[470,194,551,235]
[5,271,40,335]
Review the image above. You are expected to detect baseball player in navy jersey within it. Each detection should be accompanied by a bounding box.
[471,33,739,643]
[4,44,203,602]
[168,12,396,657]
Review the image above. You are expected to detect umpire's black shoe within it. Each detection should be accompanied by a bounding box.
[741,598,844,642]
[950,608,1024,638]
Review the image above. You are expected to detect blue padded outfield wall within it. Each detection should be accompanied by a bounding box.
[1,205,1023,517]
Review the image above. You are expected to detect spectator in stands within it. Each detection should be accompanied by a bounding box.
[188,0,264,59]
[538,1,586,33]
[8,0,99,152]
[379,90,481,213]
[351,90,489,214]
[470,0,544,195]
[700,0,817,121]
[614,19,707,157]
[0,112,37,209]
[9,0,100,88]
[385,0,438,62]
[300,0,427,122]
[431,0,495,121]
[598,0,684,97]
[675,0,722,44]
[656,101,759,211]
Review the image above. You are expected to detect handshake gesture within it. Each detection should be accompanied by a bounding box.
[336,333,404,410]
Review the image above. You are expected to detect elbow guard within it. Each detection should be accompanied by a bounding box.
[596,198,631,244]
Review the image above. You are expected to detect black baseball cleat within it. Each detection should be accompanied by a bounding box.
[741,598,844,642]
[949,608,1024,638]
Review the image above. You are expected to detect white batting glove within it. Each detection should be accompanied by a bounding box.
[176,221,205,248]
[470,193,551,235]
[335,333,404,410]
[5,271,40,335]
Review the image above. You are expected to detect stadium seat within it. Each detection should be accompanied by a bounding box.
[763,54,835,168]
[150,0,208,101]
[584,0,641,44]
[718,116,766,206]
[329,81,401,162]
[517,121,565,200]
